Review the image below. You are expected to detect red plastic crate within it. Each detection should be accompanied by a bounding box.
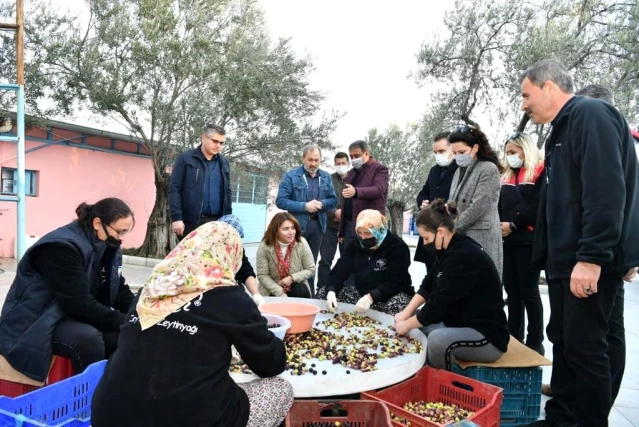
[362,367,503,427]
[0,357,74,398]
[285,400,393,427]
[46,357,74,385]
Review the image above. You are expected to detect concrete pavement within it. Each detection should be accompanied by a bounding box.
[0,236,637,424]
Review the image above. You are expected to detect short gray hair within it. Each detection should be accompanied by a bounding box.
[576,84,614,105]
[203,124,226,136]
[302,144,321,158]
[519,59,574,94]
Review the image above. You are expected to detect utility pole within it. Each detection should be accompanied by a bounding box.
[0,0,27,260]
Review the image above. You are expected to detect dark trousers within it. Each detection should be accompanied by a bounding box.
[502,245,544,351]
[183,215,219,237]
[317,227,343,290]
[286,283,311,298]
[609,285,626,404]
[414,242,436,270]
[52,319,120,374]
[303,218,323,296]
[545,273,625,427]
[343,219,358,247]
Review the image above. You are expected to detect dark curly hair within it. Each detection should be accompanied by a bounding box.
[448,125,504,173]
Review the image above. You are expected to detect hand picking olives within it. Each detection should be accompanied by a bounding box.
[230,312,424,377]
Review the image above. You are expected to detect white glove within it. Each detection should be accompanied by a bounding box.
[355,294,373,313]
[327,291,338,313]
[252,294,266,306]
[231,345,241,365]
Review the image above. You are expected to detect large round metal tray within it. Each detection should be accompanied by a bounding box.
[231,297,427,397]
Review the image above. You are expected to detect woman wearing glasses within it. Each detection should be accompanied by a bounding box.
[0,198,136,383]
[448,125,504,279]
[499,133,545,355]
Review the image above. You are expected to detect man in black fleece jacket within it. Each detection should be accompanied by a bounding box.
[519,60,639,427]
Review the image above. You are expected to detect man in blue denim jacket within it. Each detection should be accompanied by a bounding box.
[276,145,338,295]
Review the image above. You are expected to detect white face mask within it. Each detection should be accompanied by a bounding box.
[435,153,453,167]
[507,154,524,169]
[335,165,349,175]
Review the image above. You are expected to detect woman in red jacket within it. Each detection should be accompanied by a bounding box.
[499,133,545,355]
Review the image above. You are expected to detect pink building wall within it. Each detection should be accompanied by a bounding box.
[0,139,155,258]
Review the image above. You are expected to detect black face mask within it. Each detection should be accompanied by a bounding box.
[423,232,446,256]
[102,224,122,249]
[359,236,377,249]
[424,241,437,255]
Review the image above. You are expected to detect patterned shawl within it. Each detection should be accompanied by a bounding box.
[136,221,243,330]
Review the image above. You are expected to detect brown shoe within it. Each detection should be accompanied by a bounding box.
[541,383,553,397]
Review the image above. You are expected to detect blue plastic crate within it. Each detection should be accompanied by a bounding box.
[0,361,106,427]
[453,364,542,427]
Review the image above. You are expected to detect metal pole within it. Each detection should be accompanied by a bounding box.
[16,86,26,260]
[16,0,26,259]
[251,175,256,204]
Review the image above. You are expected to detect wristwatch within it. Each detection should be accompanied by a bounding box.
[509,222,517,232]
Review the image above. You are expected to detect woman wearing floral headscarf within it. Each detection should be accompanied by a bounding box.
[91,222,293,427]
[316,209,414,315]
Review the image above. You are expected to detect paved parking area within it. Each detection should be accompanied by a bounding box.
[1,239,638,424]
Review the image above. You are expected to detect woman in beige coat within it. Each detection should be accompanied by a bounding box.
[257,212,315,298]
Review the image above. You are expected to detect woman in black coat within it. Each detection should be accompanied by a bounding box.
[395,200,509,371]
[499,132,545,355]
[91,222,293,427]
[0,198,135,382]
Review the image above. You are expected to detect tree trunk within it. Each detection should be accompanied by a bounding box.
[517,113,530,132]
[388,203,406,236]
[132,173,177,259]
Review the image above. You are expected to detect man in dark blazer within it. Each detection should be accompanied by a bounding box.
[338,140,389,247]
[169,124,232,238]
[414,132,458,268]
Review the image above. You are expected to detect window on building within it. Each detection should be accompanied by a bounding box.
[1,168,37,196]
[231,168,268,205]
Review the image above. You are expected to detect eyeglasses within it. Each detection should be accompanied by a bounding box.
[106,223,130,237]
[204,135,225,146]
[509,132,523,140]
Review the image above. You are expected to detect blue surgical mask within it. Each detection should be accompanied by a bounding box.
[455,153,473,168]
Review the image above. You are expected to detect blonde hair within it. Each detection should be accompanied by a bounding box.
[502,133,543,183]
